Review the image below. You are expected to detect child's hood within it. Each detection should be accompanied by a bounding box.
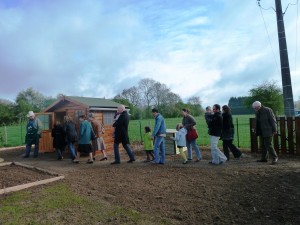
[178,127,187,135]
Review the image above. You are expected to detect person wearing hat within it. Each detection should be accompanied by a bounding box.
[252,101,278,164]
[23,111,43,158]
[88,113,107,161]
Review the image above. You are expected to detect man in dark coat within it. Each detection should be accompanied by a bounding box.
[252,101,278,164]
[111,105,135,164]
[207,104,227,165]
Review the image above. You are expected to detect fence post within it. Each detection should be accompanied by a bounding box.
[296,117,300,155]
[287,117,294,154]
[279,117,286,154]
[139,121,142,143]
[236,118,240,148]
[250,118,258,153]
[4,125,7,145]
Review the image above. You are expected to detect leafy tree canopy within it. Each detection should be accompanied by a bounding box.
[244,80,284,115]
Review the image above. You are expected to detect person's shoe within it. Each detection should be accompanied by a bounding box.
[100,157,107,161]
[219,161,224,165]
[93,157,96,161]
[22,155,29,158]
[271,158,278,165]
[72,160,79,164]
[182,161,188,164]
[111,161,120,165]
[188,158,192,161]
[257,159,268,162]
[86,160,93,164]
[127,159,135,163]
[195,158,201,162]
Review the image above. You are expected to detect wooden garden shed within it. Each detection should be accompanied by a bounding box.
[37,96,125,153]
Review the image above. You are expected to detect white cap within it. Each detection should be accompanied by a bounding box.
[252,101,261,108]
[26,111,35,118]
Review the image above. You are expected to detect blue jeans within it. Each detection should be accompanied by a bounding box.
[25,143,39,157]
[113,142,135,162]
[153,136,166,164]
[186,139,202,160]
[68,143,77,160]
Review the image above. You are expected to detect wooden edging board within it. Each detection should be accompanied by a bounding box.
[0,161,64,195]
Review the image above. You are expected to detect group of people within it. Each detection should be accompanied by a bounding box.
[23,111,107,164]
[140,101,278,166]
[23,100,279,166]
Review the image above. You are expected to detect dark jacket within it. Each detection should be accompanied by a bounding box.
[51,124,66,149]
[113,110,130,144]
[207,111,223,137]
[182,114,197,130]
[255,105,277,137]
[222,112,234,140]
[65,122,77,143]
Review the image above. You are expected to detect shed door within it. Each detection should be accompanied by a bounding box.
[35,112,54,152]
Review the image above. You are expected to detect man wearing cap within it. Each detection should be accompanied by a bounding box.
[252,101,278,164]
[23,111,43,158]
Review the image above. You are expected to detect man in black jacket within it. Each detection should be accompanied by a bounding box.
[111,105,135,164]
[207,104,227,165]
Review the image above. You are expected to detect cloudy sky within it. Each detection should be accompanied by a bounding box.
[0,0,299,107]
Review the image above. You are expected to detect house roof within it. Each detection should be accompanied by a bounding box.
[43,95,125,112]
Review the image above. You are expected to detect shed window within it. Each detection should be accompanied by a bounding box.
[103,112,116,125]
[36,114,52,131]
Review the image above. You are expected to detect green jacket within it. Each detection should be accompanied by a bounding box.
[143,132,153,151]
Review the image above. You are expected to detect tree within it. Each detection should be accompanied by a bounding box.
[244,81,284,115]
[228,97,253,115]
[187,96,203,116]
[121,87,141,107]
[0,101,17,124]
[138,78,156,118]
[15,88,56,116]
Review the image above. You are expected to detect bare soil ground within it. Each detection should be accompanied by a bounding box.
[0,146,300,225]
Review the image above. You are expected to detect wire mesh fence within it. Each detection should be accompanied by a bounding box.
[0,116,253,149]
[128,116,252,149]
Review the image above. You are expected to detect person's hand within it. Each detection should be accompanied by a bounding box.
[150,136,154,140]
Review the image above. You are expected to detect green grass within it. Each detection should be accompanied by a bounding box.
[128,115,254,149]
[0,183,166,225]
[0,115,254,149]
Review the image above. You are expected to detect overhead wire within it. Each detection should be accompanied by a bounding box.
[257,0,281,76]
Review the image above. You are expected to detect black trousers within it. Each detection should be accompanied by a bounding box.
[222,140,242,160]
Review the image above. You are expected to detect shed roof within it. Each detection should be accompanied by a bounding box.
[67,96,121,108]
[43,95,124,112]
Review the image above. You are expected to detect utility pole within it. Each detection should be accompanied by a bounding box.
[275,0,295,116]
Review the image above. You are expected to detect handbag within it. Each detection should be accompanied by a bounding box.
[187,127,198,141]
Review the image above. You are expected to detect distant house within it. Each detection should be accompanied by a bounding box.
[36,96,126,153]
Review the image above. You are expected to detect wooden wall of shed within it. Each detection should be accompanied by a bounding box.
[92,112,114,151]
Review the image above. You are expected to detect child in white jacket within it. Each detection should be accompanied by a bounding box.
[171,123,188,164]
